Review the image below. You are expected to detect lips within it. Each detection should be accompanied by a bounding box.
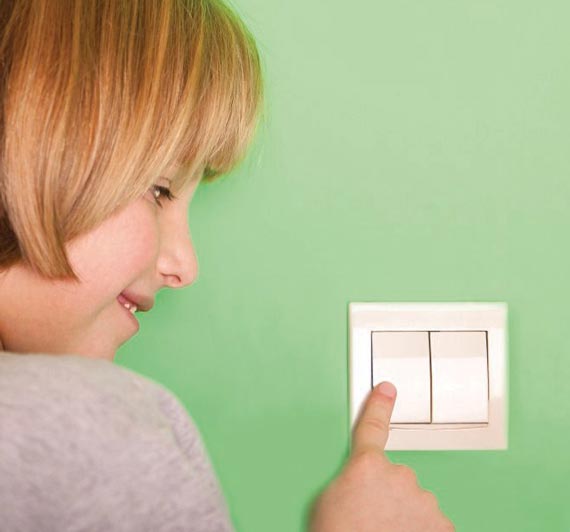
[118,293,139,312]
[119,291,154,312]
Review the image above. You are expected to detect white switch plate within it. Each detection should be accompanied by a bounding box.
[349,302,508,451]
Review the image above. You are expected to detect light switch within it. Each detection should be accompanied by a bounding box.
[350,303,507,450]
[372,332,431,423]
[431,331,489,423]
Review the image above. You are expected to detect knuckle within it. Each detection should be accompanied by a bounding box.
[351,449,385,472]
[347,449,388,483]
[421,489,439,508]
[360,416,389,434]
[368,392,392,411]
[441,518,456,532]
[393,464,418,485]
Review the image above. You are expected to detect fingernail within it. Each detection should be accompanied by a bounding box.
[377,381,396,398]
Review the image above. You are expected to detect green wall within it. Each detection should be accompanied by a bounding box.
[118,1,570,530]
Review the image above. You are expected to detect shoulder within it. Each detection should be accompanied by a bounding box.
[120,364,207,459]
[0,351,214,486]
[0,350,136,392]
[0,352,164,439]
[0,352,159,423]
[0,351,204,457]
[0,353,234,530]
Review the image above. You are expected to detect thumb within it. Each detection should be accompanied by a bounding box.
[351,381,397,458]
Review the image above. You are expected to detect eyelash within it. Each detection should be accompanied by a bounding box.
[151,185,177,208]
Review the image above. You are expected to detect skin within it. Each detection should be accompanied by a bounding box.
[0,170,454,530]
[309,381,456,531]
[0,172,201,361]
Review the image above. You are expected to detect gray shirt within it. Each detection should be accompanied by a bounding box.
[0,352,234,532]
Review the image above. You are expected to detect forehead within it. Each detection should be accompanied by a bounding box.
[163,163,203,192]
[163,161,183,177]
[175,170,202,203]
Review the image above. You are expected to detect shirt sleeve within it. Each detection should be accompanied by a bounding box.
[0,352,235,532]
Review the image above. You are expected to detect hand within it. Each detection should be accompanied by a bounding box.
[308,381,455,532]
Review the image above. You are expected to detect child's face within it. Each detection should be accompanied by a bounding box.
[0,174,201,361]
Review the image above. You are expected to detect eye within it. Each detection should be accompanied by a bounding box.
[150,185,177,208]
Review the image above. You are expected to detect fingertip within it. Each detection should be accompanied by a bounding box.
[376,381,396,399]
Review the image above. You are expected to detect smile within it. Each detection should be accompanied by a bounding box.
[117,296,140,331]
[117,293,138,313]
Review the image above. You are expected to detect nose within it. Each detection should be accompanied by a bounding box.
[156,217,199,289]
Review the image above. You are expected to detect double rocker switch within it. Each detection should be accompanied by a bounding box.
[372,331,489,424]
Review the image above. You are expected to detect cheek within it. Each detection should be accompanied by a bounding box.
[65,200,160,306]
[118,207,160,272]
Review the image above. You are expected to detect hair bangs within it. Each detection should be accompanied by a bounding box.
[169,0,265,194]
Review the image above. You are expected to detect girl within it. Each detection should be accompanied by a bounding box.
[0,1,453,530]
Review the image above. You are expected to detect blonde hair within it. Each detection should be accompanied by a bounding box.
[0,0,264,281]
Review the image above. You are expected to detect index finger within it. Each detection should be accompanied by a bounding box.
[351,381,397,458]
